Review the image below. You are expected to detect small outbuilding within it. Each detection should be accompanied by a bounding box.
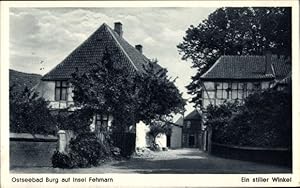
[182,110,203,148]
[167,117,183,149]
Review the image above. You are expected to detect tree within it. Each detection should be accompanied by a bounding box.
[54,108,94,134]
[206,88,291,147]
[205,101,240,144]
[147,116,173,150]
[134,61,186,124]
[177,7,291,106]
[10,86,57,135]
[70,49,185,137]
[71,50,137,134]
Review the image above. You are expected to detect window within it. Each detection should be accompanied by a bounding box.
[215,82,225,99]
[242,83,248,98]
[186,121,191,129]
[253,82,261,91]
[226,83,232,99]
[55,81,68,101]
[182,133,187,145]
[212,81,256,102]
[95,114,109,131]
[225,82,248,100]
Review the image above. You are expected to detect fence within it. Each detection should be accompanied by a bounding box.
[111,132,136,157]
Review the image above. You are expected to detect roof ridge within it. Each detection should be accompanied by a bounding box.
[105,25,139,71]
[41,22,159,80]
[42,23,107,79]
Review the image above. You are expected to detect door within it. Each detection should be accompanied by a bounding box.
[167,135,171,147]
[188,134,195,147]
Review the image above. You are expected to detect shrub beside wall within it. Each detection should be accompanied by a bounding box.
[206,89,292,166]
[206,89,292,148]
[51,132,111,168]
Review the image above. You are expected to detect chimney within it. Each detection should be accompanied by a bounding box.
[114,22,123,37]
[135,44,143,54]
[264,50,272,74]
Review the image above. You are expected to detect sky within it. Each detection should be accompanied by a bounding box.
[9,7,216,115]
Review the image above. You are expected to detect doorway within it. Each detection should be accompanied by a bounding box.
[167,135,171,147]
[188,134,195,147]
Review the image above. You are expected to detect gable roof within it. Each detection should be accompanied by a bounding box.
[272,71,292,88]
[42,23,153,81]
[184,109,202,120]
[200,55,291,80]
[174,116,184,127]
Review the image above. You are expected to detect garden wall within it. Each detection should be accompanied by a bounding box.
[211,142,292,167]
[170,125,182,148]
[10,133,58,168]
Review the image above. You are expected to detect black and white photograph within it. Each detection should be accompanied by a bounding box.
[1,1,299,187]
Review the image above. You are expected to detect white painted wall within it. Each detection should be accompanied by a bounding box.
[135,121,150,148]
[156,133,167,148]
[135,121,167,149]
[35,81,56,101]
[203,82,215,90]
[34,80,74,109]
[170,125,182,148]
[261,81,270,89]
[201,81,271,108]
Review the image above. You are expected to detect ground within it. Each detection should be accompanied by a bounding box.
[11,148,290,174]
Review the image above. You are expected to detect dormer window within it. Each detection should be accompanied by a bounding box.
[55,81,68,101]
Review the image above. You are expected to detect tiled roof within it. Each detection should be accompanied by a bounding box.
[184,109,202,120]
[277,72,291,85]
[42,23,153,80]
[200,55,291,80]
[272,57,291,80]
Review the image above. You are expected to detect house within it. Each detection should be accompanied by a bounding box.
[182,109,204,148]
[199,53,291,108]
[167,117,183,149]
[34,22,166,148]
[271,72,292,91]
[198,53,291,151]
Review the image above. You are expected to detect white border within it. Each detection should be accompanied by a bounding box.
[1,1,299,187]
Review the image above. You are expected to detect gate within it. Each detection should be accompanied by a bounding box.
[111,132,136,157]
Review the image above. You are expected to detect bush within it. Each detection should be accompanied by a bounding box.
[111,133,136,157]
[51,151,73,169]
[68,132,111,168]
[230,89,292,147]
[54,109,93,134]
[52,132,112,168]
[10,86,57,135]
[205,101,240,144]
[207,88,292,148]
